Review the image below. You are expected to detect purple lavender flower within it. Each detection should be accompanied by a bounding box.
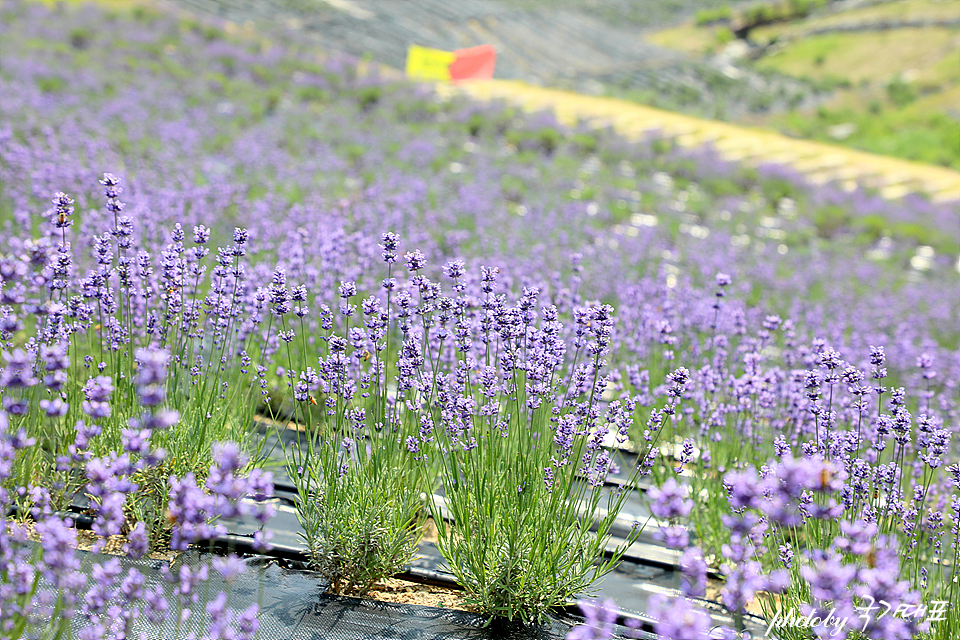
[233,227,249,247]
[801,550,857,601]
[679,547,707,597]
[237,604,260,640]
[833,520,878,556]
[380,232,399,263]
[443,259,465,280]
[649,478,693,520]
[134,346,170,406]
[212,556,246,583]
[404,249,426,271]
[124,521,149,559]
[655,524,690,550]
[723,467,767,510]
[0,349,38,388]
[649,595,713,639]
[193,225,211,244]
[567,598,617,640]
[99,172,122,200]
[168,472,220,551]
[52,192,74,229]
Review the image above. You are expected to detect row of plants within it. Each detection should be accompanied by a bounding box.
[1,1,958,638]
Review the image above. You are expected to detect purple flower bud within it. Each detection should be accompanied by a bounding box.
[125,521,150,559]
[39,398,69,417]
[443,259,465,279]
[0,349,38,388]
[211,441,246,475]
[193,225,211,244]
[135,346,170,406]
[650,595,712,640]
[212,556,246,583]
[649,478,693,520]
[52,192,74,228]
[679,547,707,597]
[567,597,617,640]
[404,250,426,271]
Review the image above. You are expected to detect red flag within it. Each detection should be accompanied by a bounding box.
[449,44,496,82]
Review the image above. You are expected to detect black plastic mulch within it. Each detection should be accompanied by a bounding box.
[238,422,771,636]
[26,422,765,638]
[213,495,767,638]
[39,549,652,640]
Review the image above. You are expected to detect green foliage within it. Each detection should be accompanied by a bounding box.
[295,84,328,103]
[853,213,889,242]
[36,75,66,93]
[760,176,798,202]
[131,5,162,24]
[505,126,565,156]
[354,86,381,111]
[892,221,960,255]
[293,432,422,596]
[429,373,647,624]
[570,132,598,155]
[885,77,917,107]
[69,28,91,50]
[394,96,442,122]
[714,26,735,46]
[813,204,852,239]
[696,5,732,25]
[777,107,960,170]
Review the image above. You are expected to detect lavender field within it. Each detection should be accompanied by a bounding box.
[1,1,959,639]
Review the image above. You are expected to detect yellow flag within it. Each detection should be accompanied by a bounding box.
[405,45,456,81]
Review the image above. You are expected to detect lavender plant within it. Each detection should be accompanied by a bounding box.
[291,435,423,596]
[251,231,424,595]
[1,178,261,550]
[405,265,681,623]
[0,406,272,640]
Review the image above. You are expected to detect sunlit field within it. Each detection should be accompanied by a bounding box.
[1,2,958,639]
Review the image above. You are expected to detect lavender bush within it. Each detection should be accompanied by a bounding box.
[413,269,671,623]
[1,0,959,637]
[2,175,260,550]
[287,236,424,595]
[0,408,272,639]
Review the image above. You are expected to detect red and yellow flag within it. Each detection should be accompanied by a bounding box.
[406,44,496,82]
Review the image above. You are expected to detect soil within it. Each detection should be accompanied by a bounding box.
[705,577,770,617]
[75,529,179,562]
[362,518,475,611]
[363,577,475,611]
[13,519,179,563]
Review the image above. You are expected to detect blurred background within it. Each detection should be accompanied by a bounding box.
[164,0,960,171]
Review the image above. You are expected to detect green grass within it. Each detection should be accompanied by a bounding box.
[648,0,960,169]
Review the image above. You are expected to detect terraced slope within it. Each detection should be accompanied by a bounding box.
[164,0,684,81]
[153,0,960,202]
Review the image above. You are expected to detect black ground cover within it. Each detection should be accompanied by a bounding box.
[17,423,768,637]
[36,548,653,640]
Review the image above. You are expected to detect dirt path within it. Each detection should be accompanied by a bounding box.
[439,79,960,203]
